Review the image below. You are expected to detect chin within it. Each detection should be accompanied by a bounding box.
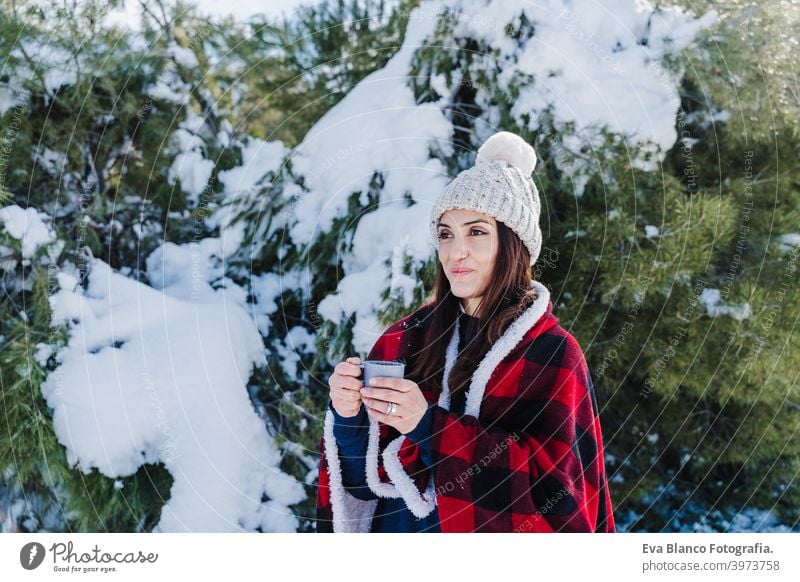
[449,285,476,298]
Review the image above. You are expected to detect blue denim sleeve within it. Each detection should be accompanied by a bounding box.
[402,403,435,468]
[329,401,377,501]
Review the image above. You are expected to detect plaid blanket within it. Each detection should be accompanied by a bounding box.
[316,281,615,532]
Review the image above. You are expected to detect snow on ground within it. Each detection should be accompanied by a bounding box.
[42,257,304,532]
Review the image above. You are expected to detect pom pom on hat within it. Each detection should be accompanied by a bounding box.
[476,131,537,176]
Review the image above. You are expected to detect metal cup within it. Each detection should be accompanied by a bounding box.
[359,360,405,387]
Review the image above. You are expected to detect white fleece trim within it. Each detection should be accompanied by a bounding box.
[461,280,550,418]
[365,415,438,519]
[382,435,437,518]
[323,409,377,533]
[438,320,461,409]
[365,417,403,499]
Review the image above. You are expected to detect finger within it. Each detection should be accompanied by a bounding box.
[364,397,401,417]
[333,387,361,403]
[364,403,401,424]
[362,396,401,415]
[346,356,362,366]
[335,360,363,378]
[335,375,364,391]
[360,387,402,403]
[367,377,410,391]
[336,358,361,378]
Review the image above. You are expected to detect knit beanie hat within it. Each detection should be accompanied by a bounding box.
[430,131,542,265]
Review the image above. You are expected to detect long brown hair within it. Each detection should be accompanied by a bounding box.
[407,220,538,397]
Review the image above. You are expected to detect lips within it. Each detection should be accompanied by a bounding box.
[451,268,473,276]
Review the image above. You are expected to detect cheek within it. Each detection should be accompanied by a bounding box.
[476,239,499,269]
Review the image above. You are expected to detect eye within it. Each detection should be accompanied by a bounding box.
[437,230,451,240]
[470,228,487,236]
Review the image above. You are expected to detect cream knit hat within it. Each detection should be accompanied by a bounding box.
[430,131,542,265]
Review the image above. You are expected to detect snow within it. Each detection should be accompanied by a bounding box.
[42,259,304,532]
[679,507,794,533]
[5,41,77,104]
[286,0,456,244]
[484,0,717,194]
[146,78,191,105]
[277,326,317,378]
[34,342,55,367]
[284,2,453,351]
[564,229,587,239]
[518,0,716,144]
[389,238,419,309]
[700,288,752,321]
[722,508,795,533]
[0,204,56,259]
[144,43,193,106]
[43,67,77,97]
[5,0,770,533]
[777,233,800,252]
[169,149,214,201]
[34,148,68,176]
[0,78,27,116]
[275,0,718,354]
[680,135,700,148]
[167,112,215,204]
[145,237,255,308]
[103,0,322,30]
[218,137,288,202]
[166,42,199,69]
[250,270,305,336]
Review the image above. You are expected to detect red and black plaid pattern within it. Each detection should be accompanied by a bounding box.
[316,298,615,532]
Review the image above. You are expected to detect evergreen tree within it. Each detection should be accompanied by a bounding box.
[0,0,421,533]
[596,0,800,530]
[0,0,270,531]
[1,0,796,533]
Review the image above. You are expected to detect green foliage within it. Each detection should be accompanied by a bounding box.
[0,0,239,531]
[171,0,424,532]
[565,1,800,530]
[2,0,797,533]
[0,306,172,532]
[221,0,419,147]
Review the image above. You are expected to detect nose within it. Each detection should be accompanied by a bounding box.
[453,237,469,260]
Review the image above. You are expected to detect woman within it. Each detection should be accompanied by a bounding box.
[316,131,615,533]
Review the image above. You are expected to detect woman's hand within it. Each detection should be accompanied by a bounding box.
[361,378,429,434]
[327,356,364,417]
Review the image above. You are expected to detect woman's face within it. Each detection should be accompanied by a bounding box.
[436,209,499,315]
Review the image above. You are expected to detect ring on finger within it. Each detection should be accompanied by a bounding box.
[387,402,396,415]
